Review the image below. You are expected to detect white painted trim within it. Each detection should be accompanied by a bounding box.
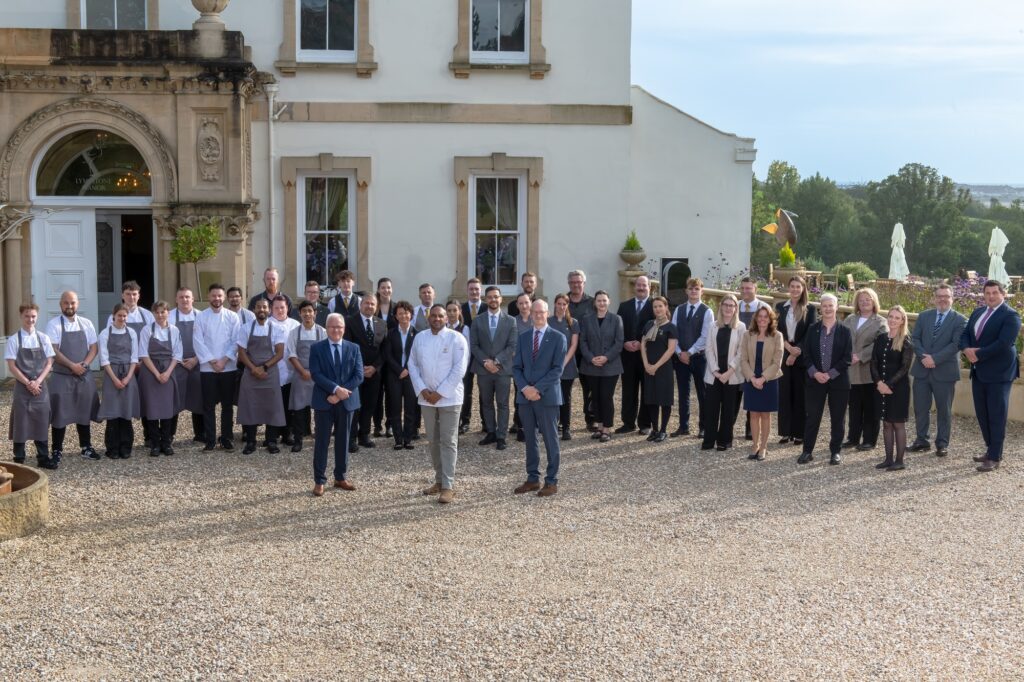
[469,0,530,64]
[468,172,527,297]
[295,0,358,63]
[295,170,357,294]
[81,0,147,30]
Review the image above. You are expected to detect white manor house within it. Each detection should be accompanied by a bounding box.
[0,0,755,336]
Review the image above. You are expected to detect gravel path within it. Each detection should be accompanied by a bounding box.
[1,386,1022,680]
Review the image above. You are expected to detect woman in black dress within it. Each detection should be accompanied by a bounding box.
[776,276,816,445]
[549,294,581,440]
[640,296,678,442]
[870,305,914,471]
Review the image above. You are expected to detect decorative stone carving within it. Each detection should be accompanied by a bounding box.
[0,70,266,98]
[197,116,224,183]
[192,0,231,28]
[154,203,260,241]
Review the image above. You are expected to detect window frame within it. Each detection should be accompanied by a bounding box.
[469,172,528,296]
[469,0,530,65]
[276,0,377,77]
[78,0,150,30]
[450,0,548,78]
[295,0,358,65]
[296,170,357,292]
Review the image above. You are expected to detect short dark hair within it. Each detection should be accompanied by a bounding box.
[419,283,434,292]
[484,285,501,296]
[740,276,756,285]
[19,302,39,314]
[467,277,481,285]
[208,282,225,294]
[304,280,320,290]
[429,304,447,314]
[271,295,289,305]
[984,279,1006,293]
[110,303,127,317]
[335,270,355,283]
[151,300,169,313]
[176,286,193,295]
[298,300,315,311]
[122,280,141,293]
[393,300,414,315]
[226,286,242,297]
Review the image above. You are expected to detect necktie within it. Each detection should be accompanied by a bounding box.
[489,314,497,340]
[636,299,642,314]
[976,307,995,338]
[933,311,944,338]
[365,317,373,339]
[471,302,478,320]
[532,330,541,360]
[332,343,341,375]
[686,304,694,321]
[344,296,350,308]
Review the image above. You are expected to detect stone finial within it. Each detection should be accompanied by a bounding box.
[192,0,230,31]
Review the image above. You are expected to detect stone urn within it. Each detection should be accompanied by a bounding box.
[619,248,646,271]
[192,0,230,27]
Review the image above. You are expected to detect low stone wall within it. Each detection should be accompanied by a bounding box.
[0,463,49,541]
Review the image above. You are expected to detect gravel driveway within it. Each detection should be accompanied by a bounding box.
[1,386,1022,679]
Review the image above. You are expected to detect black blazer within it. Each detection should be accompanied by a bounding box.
[776,300,817,368]
[801,320,853,389]
[333,292,362,318]
[616,298,655,345]
[344,314,387,371]
[374,303,400,332]
[383,326,417,376]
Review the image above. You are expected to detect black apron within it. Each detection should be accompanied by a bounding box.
[49,316,99,428]
[237,321,286,426]
[9,331,51,443]
[97,328,142,420]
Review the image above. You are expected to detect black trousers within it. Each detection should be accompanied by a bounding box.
[460,372,475,426]
[355,372,383,439]
[387,373,420,444]
[51,423,92,451]
[144,416,179,449]
[201,371,236,445]
[703,381,740,448]
[104,418,134,454]
[847,383,880,445]
[559,378,574,430]
[279,384,294,442]
[590,374,618,428]
[292,406,313,440]
[373,369,388,430]
[620,350,650,429]
[12,441,48,461]
[778,361,807,439]
[803,379,850,456]
[578,373,595,424]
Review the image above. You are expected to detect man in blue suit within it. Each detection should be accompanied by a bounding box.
[959,280,1022,472]
[512,300,568,497]
[309,313,364,496]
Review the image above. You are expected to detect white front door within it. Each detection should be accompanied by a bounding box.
[31,208,98,329]
[96,212,123,317]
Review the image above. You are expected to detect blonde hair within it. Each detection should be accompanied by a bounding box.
[854,287,881,315]
[716,294,740,330]
[887,305,910,352]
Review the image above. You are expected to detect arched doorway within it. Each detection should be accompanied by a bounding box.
[31,127,155,325]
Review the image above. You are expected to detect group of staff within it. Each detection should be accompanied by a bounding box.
[6,267,1019,498]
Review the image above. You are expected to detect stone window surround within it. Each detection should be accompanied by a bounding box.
[450,0,549,79]
[275,0,378,78]
[282,154,372,295]
[453,153,543,297]
[67,0,160,29]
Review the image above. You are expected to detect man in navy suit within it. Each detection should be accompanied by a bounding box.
[960,280,1022,472]
[308,313,364,496]
[512,300,568,497]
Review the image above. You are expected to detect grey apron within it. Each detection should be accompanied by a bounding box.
[288,325,324,410]
[97,328,141,421]
[172,310,204,413]
[9,331,51,443]
[49,316,100,428]
[237,321,286,426]
[139,324,178,420]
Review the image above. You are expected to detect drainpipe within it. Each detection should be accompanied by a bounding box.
[265,82,280,279]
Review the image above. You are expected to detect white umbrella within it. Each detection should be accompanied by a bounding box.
[988,226,1010,286]
[888,222,910,281]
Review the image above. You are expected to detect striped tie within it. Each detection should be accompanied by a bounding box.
[932,312,944,338]
[532,330,541,360]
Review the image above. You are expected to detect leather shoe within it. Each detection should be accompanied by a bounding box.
[267,443,280,454]
[403,442,414,450]
[281,435,295,446]
[887,461,906,471]
[349,440,360,453]
[638,428,650,436]
[422,483,441,496]
[935,447,949,457]
[479,433,497,446]
[654,431,668,443]
[614,425,635,434]
[359,438,376,448]
[394,442,405,451]
[162,446,175,456]
[220,439,234,451]
[909,441,931,452]
[458,423,470,435]
[778,437,791,444]
[203,443,217,452]
[242,442,256,455]
[514,481,541,494]
[561,428,571,441]
[537,484,558,497]
[516,431,526,443]
[670,428,689,438]
[384,427,393,438]
[972,454,988,463]
[830,453,842,465]
[312,484,324,497]
[291,441,303,453]
[875,459,894,469]
[645,431,658,442]
[333,479,356,490]
[438,489,455,504]
[855,443,874,451]
[797,452,813,464]
[496,439,507,451]
[841,440,858,450]
[149,447,160,457]
[977,460,1000,472]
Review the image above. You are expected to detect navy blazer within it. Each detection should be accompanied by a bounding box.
[513,327,567,406]
[801,321,853,389]
[959,303,1022,383]
[309,338,364,411]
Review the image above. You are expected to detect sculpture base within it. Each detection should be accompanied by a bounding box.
[0,463,49,541]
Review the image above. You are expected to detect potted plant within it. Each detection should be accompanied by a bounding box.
[620,229,646,269]
[773,242,807,285]
[169,220,220,301]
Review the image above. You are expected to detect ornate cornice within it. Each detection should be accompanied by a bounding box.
[0,69,263,98]
[154,203,260,241]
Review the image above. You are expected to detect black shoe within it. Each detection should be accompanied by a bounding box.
[645,431,658,442]
[591,431,603,440]
[654,431,668,443]
[162,446,175,456]
[281,435,295,446]
[516,431,526,443]
[841,440,858,450]
[509,425,519,435]
[561,428,571,441]
[830,453,842,465]
[778,437,791,444]
[792,438,802,445]
[700,444,715,451]
[242,442,256,455]
[403,441,414,450]
[393,442,405,451]
[349,440,360,453]
[12,456,26,464]
[670,428,689,438]
[973,455,988,463]
[875,459,894,469]
[935,447,949,457]
[887,461,906,471]
[744,434,753,441]
[220,439,234,451]
[291,441,303,453]
[479,433,497,446]
[81,446,100,460]
[586,422,599,433]
[119,450,131,459]
[909,441,931,452]
[856,443,874,451]
[697,430,705,440]
[359,438,376,448]
[192,435,205,443]
[384,427,394,438]
[411,433,421,441]
[797,452,813,464]
[748,452,759,460]
[638,428,651,436]
[458,423,470,435]
[203,442,217,452]
[149,448,160,457]
[496,439,507,451]
[373,427,383,438]
[38,458,57,470]
[614,425,635,434]
[716,445,728,451]
[267,443,280,454]
[105,449,119,459]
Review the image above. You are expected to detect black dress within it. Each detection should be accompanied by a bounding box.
[642,321,678,406]
[870,335,914,423]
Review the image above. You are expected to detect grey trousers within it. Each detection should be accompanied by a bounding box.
[913,376,956,448]
[422,404,460,490]
[476,373,512,438]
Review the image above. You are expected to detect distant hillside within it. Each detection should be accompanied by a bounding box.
[958,184,1024,206]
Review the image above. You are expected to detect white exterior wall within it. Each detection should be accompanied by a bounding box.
[629,86,755,291]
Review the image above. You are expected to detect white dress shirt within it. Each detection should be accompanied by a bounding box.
[108,306,155,330]
[287,324,327,360]
[271,316,301,385]
[45,315,98,347]
[408,327,469,407]
[194,307,240,372]
[327,292,357,313]
[138,324,183,361]
[670,303,715,355]
[4,329,55,360]
[738,298,770,316]
[97,326,139,366]
[230,306,257,326]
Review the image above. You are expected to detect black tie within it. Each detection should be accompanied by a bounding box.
[365,318,373,339]
[333,344,341,374]
[686,305,694,321]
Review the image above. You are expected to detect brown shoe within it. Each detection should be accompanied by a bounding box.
[312,484,325,497]
[422,483,442,496]
[977,460,1001,472]
[438,489,455,504]
[537,484,558,497]
[972,455,989,463]
[513,481,541,494]
[333,479,356,491]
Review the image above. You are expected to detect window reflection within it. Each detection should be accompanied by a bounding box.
[36,130,151,197]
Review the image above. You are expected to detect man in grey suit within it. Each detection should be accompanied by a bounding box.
[513,300,568,497]
[910,283,967,457]
[470,285,518,450]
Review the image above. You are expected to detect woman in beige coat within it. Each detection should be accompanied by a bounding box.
[702,295,745,451]
[842,288,886,451]
[741,307,784,460]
